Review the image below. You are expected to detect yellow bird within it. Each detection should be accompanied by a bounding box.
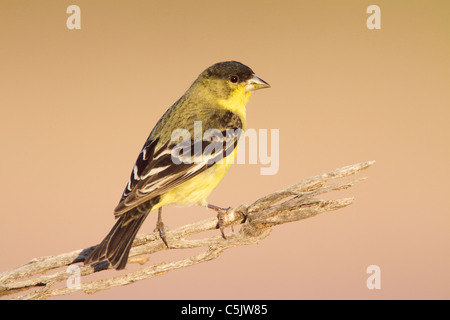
[84,61,270,269]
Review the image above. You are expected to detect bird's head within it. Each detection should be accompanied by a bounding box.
[195,61,270,102]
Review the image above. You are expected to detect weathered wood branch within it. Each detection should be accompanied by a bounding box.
[0,161,375,300]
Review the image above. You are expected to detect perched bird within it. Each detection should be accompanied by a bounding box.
[84,61,270,270]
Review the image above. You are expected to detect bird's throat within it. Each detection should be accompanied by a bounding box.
[218,87,250,128]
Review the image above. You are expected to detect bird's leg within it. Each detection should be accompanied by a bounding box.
[206,203,232,239]
[154,207,169,247]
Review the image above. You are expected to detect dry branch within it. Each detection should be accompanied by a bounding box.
[0,161,375,300]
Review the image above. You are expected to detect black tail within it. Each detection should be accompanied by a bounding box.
[85,208,150,270]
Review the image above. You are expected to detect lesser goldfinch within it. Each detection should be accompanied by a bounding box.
[84,61,270,270]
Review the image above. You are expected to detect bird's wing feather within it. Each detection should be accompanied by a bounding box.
[114,108,243,217]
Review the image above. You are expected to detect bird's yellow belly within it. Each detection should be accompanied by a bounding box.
[157,151,236,208]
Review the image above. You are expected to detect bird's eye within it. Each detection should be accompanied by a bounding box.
[230,75,239,83]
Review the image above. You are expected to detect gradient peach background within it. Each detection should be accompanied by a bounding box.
[1,0,449,299]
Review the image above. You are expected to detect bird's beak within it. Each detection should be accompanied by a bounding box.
[245,74,271,92]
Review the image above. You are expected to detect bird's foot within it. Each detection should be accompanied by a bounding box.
[207,204,233,239]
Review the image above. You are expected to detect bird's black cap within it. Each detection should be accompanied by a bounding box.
[201,61,255,83]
